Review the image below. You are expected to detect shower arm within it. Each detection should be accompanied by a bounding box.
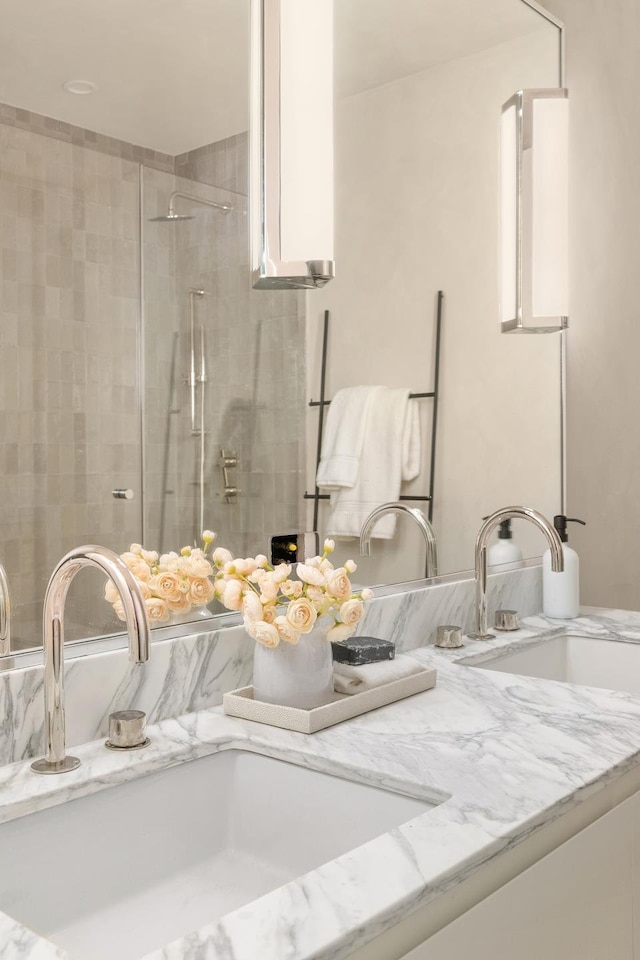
[168,192,232,218]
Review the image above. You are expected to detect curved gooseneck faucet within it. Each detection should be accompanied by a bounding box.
[31,546,150,776]
[469,506,564,641]
[359,502,438,579]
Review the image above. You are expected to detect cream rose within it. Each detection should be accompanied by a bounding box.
[296,563,325,586]
[159,552,180,572]
[166,592,191,614]
[326,567,351,601]
[149,572,183,603]
[186,555,213,578]
[285,597,317,634]
[327,622,356,643]
[262,604,277,624]
[121,552,151,582]
[242,590,263,622]
[145,597,170,623]
[305,585,324,603]
[323,538,335,553]
[189,577,215,605]
[246,619,280,648]
[280,579,302,599]
[344,559,357,574]
[271,563,292,583]
[360,587,374,601]
[339,599,364,626]
[274,616,301,645]
[212,547,233,567]
[141,549,159,564]
[259,576,279,602]
[222,580,243,611]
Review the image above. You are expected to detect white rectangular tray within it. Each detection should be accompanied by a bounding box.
[223,665,437,734]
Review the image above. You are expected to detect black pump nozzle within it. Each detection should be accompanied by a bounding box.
[482,516,513,540]
[553,514,586,544]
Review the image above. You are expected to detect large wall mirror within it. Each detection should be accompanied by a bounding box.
[0,0,562,655]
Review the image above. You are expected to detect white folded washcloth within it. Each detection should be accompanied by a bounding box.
[326,387,421,539]
[333,654,424,695]
[316,386,382,490]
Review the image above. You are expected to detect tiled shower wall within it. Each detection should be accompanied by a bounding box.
[0,121,143,645]
[0,110,306,648]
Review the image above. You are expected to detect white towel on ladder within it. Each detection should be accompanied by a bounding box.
[316,386,380,490]
[318,387,421,539]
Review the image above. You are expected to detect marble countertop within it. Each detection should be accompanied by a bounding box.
[4,607,640,960]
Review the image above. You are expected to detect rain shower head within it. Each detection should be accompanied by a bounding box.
[149,190,233,223]
[149,213,195,222]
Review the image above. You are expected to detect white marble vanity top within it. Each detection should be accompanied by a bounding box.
[3,606,640,960]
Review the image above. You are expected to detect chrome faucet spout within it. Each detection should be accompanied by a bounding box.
[359,502,438,579]
[31,545,150,775]
[470,506,564,641]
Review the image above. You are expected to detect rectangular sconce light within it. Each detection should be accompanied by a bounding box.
[250,0,335,290]
[500,88,569,333]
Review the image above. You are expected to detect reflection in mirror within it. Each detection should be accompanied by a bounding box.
[308,0,563,586]
[0,0,562,655]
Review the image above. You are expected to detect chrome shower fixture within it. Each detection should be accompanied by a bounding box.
[149,190,233,221]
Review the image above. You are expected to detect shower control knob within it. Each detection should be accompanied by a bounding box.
[112,489,134,500]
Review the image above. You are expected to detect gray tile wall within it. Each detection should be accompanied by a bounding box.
[0,122,144,645]
[0,115,307,648]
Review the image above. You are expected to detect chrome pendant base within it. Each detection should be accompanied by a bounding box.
[31,755,81,775]
[467,633,496,642]
[105,737,150,752]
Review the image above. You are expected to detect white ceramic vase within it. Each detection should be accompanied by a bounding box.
[252,619,334,709]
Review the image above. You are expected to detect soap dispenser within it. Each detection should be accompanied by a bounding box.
[486,518,524,566]
[542,515,586,619]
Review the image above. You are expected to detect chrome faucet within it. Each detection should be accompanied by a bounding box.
[31,545,150,775]
[359,502,438,579]
[469,506,564,641]
[0,563,10,656]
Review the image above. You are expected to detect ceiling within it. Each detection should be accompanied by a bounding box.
[0,0,557,156]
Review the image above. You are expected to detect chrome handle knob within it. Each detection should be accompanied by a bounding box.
[105,710,150,750]
[112,489,134,500]
[494,609,520,631]
[434,624,464,648]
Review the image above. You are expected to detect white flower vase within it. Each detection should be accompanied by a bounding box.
[252,620,334,709]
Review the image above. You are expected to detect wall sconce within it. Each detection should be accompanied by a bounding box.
[250,0,335,290]
[500,88,569,333]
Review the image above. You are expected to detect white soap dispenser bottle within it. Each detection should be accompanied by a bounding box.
[542,515,586,619]
[487,518,524,566]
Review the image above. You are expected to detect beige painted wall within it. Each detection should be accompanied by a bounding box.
[543,0,640,608]
[306,27,562,585]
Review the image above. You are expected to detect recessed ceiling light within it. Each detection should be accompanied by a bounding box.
[62,80,97,96]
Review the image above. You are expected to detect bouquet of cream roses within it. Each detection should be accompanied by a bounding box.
[213,538,373,648]
[106,532,217,624]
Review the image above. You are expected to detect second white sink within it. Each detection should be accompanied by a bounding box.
[476,634,640,697]
[0,750,435,960]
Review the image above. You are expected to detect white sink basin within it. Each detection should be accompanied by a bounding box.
[476,634,640,696]
[0,750,435,960]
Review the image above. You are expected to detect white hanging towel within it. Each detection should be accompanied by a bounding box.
[321,387,421,540]
[316,386,381,490]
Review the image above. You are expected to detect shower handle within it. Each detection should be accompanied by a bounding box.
[221,451,240,503]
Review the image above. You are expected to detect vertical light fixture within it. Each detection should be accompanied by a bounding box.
[250,0,335,290]
[500,88,569,333]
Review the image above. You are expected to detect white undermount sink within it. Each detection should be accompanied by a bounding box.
[476,634,640,697]
[0,750,436,960]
